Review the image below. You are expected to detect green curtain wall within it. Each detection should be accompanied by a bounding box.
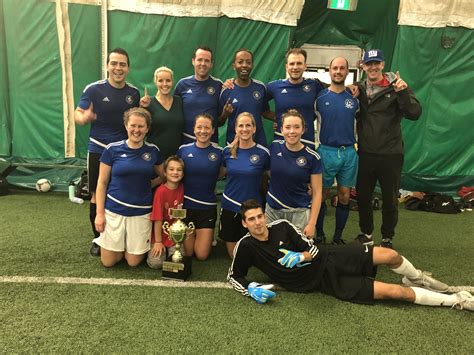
[393,26,474,193]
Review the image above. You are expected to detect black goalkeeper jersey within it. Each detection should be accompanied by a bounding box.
[227,220,326,295]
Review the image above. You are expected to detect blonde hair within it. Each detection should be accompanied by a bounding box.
[153,66,174,83]
[230,112,255,158]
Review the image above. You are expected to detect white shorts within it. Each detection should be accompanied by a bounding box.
[94,210,152,255]
[265,203,309,232]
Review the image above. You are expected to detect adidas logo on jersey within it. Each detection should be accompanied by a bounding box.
[281,89,288,94]
[187,153,194,157]
[120,153,127,157]
[186,89,193,94]
[232,98,238,104]
[102,97,110,102]
[277,152,282,157]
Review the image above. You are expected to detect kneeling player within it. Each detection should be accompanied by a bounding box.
[227,199,473,311]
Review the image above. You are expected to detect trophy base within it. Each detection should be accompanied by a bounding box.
[162,256,192,281]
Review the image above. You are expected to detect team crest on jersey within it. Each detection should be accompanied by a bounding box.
[345,99,354,109]
[249,154,260,164]
[296,156,307,167]
[302,84,311,92]
[253,91,261,100]
[208,152,218,161]
[142,152,152,161]
[325,101,330,106]
[125,95,134,104]
[207,86,216,95]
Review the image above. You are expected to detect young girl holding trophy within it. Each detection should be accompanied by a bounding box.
[147,156,186,269]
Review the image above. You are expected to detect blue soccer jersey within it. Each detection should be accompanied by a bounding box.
[100,140,162,216]
[266,78,325,148]
[219,79,269,146]
[177,142,223,209]
[315,88,359,147]
[174,75,223,144]
[78,80,140,154]
[267,140,323,209]
[221,144,270,213]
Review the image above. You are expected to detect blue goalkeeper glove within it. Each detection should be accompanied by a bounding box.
[247,282,276,304]
[278,248,309,268]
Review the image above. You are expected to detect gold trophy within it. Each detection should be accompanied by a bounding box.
[161,208,195,280]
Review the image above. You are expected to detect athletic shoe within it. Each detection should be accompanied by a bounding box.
[380,238,393,249]
[315,234,326,245]
[354,233,374,246]
[402,271,449,293]
[452,291,474,311]
[90,242,101,257]
[331,238,346,245]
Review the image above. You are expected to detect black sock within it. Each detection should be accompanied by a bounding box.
[89,202,100,239]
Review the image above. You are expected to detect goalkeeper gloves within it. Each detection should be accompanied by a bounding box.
[278,248,309,268]
[247,282,276,304]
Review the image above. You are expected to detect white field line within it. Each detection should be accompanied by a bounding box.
[0,275,233,289]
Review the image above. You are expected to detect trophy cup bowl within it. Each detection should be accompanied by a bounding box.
[161,208,195,280]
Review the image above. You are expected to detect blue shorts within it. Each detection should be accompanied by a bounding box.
[318,144,358,189]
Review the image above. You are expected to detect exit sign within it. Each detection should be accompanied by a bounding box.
[327,0,358,11]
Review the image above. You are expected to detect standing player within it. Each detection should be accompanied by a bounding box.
[175,46,222,144]
[355,50,422,248]
[220,113,270,257]
[75,48,140,256]
[266,48,326,149]
[314,57,359,245]
[177,114,224,261]
[266,110,323,239]
[228,199,473,312]
[218,48,271,146]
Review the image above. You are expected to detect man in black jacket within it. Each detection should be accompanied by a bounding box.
[355,50,422,249]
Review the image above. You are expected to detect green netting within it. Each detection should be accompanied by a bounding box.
[0,0,11,156]
[4,0,64,159]
[393,26,474,193]
[293,0,400,70]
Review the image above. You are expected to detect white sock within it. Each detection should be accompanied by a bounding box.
[412,287,458,307]
[391,256,421,279]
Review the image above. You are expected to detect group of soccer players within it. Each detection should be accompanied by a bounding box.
[74,45,473,311]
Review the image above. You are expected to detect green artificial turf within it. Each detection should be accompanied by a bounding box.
[0,190,473,353]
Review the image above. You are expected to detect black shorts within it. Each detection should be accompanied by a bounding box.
[319,244,377,305]
[87,152,101,193]
[218,208,248,242]
[184,207,217,229]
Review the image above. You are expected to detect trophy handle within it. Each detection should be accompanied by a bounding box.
[162,221,170,235]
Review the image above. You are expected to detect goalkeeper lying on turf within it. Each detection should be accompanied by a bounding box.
[227,199,473,311]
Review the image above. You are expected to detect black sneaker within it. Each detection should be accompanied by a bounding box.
[315,234,326,244]
[380,238,393,249]
[331,238,346,245]
[354,233,374,246]
[90,242,101,257]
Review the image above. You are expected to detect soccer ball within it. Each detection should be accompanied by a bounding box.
[36,178,52,192]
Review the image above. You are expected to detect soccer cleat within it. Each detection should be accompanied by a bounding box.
[452,291,474,311]
[331,238,346,245]
[402,271,449,293]
[315,234,326,245]
[90,242,101,257]
[380,238,393,249]
[354,233,374,246]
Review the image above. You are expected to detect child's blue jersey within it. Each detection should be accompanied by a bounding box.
[221,144,270,213]
[175,75,222,144]
[219,79,269,146]
[177,142,223,209]
[267,140,323,209]
[101,140,162,216]
[315,88,359,147]
[78,80,140,154]
[266,78,325,148]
